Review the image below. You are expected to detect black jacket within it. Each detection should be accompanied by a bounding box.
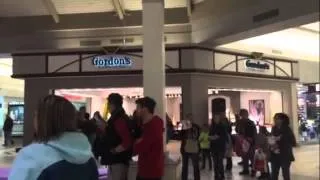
[100,108,132,165]
[3,117,14,132]
[242,119,257,144]
[270,126,296,162]
[209,122,228,153]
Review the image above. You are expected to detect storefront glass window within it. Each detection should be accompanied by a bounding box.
[297,83,320,143]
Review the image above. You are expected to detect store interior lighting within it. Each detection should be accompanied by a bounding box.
[56,87,182,98]
[208,88,277,94]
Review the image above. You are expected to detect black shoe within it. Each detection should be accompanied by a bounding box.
[239,171,250,175]
[258,173,269,179]
[251,170,256,177]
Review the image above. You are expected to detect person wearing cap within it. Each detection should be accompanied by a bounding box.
[101,93,132,180]
[133,97,164,180]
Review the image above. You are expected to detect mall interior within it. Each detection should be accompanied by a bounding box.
[0,0,319,180]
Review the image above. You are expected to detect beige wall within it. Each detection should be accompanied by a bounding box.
[240,91,282,125]
[299,60,320,83]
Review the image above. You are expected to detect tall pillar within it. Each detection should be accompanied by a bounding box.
[282,83,299,140]
[182,76,208,126]
[290,83,299,140]
[142,0,166,139]
[23,79,50,145]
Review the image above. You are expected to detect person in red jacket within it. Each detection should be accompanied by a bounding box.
[133,97,164,180]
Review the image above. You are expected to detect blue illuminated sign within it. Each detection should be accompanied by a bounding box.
[92,55,132,68]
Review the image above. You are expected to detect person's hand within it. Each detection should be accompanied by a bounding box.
[135,138,143,144]
[275,136,281,141]
[110,148,116,154]
[209,135,219,140]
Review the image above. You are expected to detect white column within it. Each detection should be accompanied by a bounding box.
[142,0,166,142]
[290,83,299,141]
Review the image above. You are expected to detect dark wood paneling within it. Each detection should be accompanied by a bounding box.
[12,68,299,81]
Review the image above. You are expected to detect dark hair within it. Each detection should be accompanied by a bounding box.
[108,93,123,108]
[259,126,268,135]
[36,95,77,142]
[239,109,249,116]
[94,111,102,119]
[135,97,156,114]
[79,106,86,113]
[84,113,90,120]
[275,113,290,126]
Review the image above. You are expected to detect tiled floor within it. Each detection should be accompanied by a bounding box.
[0,140,319,180]
[168,141,320,180]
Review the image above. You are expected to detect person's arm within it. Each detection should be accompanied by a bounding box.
[199,133,204,142]
[134,119,163,154]
[9,147,39,180]
[281,127,297,147]
[180,130,186,154]
[113,119,132,153]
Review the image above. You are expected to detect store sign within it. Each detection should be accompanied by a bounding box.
[92,55,132,68]
[245,59,270,71]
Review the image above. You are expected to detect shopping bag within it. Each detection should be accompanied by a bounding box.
[253,148,268,172]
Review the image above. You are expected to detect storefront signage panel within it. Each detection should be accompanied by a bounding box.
[238,57,274,76]
[92,55,132,68]
[245,59,270,70]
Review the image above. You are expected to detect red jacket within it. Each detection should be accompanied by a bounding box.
[133,116,164,178]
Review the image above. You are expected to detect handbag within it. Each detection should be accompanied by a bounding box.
[184,139,199,153]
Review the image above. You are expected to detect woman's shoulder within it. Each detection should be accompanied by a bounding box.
[16,143,62,165]
[9,143,62,180]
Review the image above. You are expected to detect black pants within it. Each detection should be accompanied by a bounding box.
[212,151,225,179]
[136,177,161,180]
[201,149,212,169]
[181,153,200,180]
[4,131,14,146]
[226,157,232,171]
[242,147,254,172]
[271,161,291,180]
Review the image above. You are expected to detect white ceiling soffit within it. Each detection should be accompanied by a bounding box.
[300,22,320,32]
[0,0,187,17]
[219,21,320,62]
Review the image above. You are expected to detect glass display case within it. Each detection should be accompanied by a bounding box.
[8,102,24,136]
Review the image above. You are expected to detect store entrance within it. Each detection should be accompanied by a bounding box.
[208,88,283,133]
[55,87,182,125]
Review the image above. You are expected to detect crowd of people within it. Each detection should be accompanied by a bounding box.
[179,109,297,180]
[7,93,297,180]
[9,94,164,180]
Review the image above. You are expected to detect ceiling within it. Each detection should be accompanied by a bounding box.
[219,21,320,62]
[0,0,318,58]
[0,0,187,17]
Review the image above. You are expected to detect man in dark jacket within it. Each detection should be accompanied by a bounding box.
[239,109,257,176]
[3,114,14,146]
[101,93,132,180]
[210,114,228,180]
